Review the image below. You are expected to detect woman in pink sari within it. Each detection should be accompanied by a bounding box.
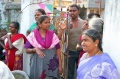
[3,22,26,71]
[25,15,62,79]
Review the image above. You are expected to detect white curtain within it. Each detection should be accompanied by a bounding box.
[103,0,120,73]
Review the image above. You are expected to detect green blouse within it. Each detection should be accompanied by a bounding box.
[29,22,56,32]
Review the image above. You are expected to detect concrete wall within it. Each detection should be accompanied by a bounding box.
[0,0,8,29]
[88,0,105,8]
[0,0,21,37]
[5,2,21,23]
[0,0,7,37]
[4,0,21,2]
[103,0,120,72]
[20,0,31,75]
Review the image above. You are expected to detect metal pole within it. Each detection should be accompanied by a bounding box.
[63,11,70,79]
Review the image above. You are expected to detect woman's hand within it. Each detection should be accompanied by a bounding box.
[56,49,62,75]
[82,20,88,30]
[59,21,67,30]
[35,48,45,58]
[6,34,13,49]
[15,54,22,56]
[59,21,74,30]
[58,65,63,75]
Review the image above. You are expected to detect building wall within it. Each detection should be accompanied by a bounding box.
[4,0,21,2]
[0,0,21,37]
[14,0,21,2]
[79,0,105,19]
[5,2,21,22]
[103,0,120,73]
[88,0,105,8]
[0,0,7,37]
[20,0,31,75]
[0,0,7,29]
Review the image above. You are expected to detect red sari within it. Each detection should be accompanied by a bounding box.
[5,33,26,71]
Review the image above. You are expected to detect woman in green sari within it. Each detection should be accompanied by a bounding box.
[26,9,55,35]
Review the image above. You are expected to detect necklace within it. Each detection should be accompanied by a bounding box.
[86,50,101,59]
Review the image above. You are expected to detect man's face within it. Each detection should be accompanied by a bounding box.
[69,7,80,19]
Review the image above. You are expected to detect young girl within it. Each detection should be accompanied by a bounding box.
[25,15,62,79]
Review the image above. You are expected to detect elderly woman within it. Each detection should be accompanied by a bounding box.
[77,29,120,79]
[88,18,104,36]
[78,18,103,61]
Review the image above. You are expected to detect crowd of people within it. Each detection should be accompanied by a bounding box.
[0,4,120,79]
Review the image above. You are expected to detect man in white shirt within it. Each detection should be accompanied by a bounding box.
[0,61,15,79]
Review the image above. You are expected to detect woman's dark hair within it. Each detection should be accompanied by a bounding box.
[36,9,46,15]
[38,15,50,24]
[83,29,103,51]
[87,13,94,19]
[87,13,100,19]
[10,22,20,32]
[94,13,100,18]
